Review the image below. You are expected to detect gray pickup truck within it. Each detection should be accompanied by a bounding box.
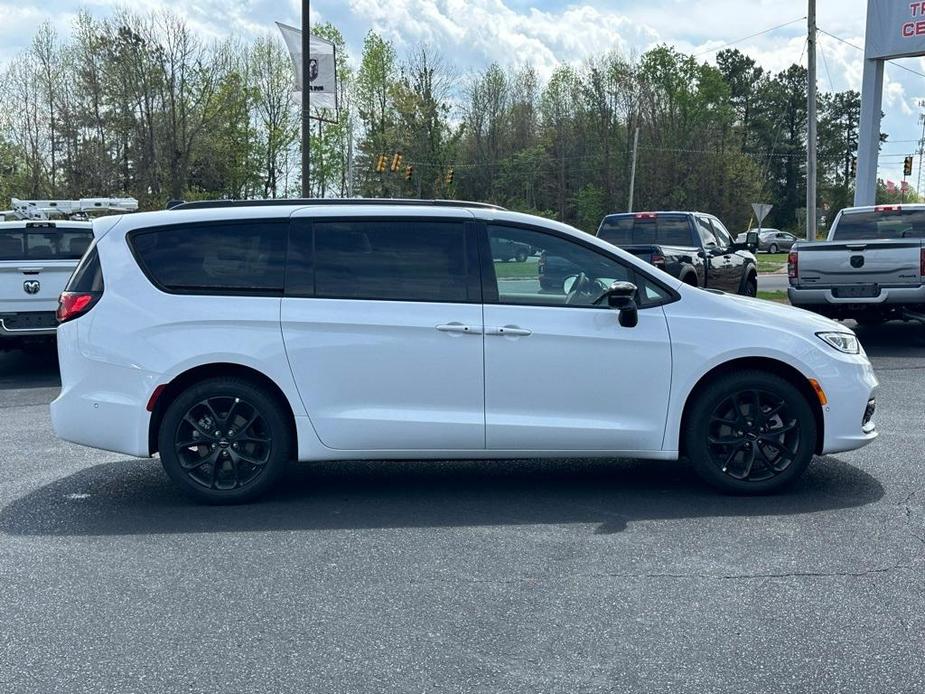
[788,204,925,324]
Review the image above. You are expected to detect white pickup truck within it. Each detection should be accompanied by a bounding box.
[0,219,93,348]
[788,204,925,325]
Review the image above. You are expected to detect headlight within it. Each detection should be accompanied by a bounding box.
[816,331,860,354]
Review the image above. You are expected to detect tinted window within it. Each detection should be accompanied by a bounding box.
[598,215,694,246]
[64,242,103,293]
[0,228,93,260]
[131,221,286,294]
[709,218,733,247]
[487,224,670,308]
[695,217,718,246]
[833,210,925,240]
[312,220,472,302]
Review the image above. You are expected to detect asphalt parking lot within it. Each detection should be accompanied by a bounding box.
[0,325,923,694]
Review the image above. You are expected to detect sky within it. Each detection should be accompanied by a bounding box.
[2,0,925,183]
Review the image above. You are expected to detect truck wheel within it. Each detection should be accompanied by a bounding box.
[741,271,758,297]
[682,273,699,288]
[685,370,817,495]
[158,377,292,504]
[515,248,528,262]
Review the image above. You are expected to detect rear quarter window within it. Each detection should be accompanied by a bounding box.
[130,220,287,295]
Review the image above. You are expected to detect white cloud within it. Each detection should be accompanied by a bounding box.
[345,0,659,78]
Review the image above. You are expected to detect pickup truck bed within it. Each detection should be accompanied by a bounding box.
[788,205,925,323]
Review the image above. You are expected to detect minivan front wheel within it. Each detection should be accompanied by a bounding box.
[158,377,291,503]
[685,371,816,494]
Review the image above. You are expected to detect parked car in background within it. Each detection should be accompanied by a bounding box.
[0,219,93,349]
[489,235,531,262]
[735,229,799,254]
[788,204,925,325]
[595,211,759,295]
[52,199,877,504]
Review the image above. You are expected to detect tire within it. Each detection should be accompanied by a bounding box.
[515,248,528,263]
[768,244,779,254]
[681,273,699,288]
[157,376,292,504]
[684,370,817,495]
[741,271,758,297]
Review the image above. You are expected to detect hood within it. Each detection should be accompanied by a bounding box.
[697,288,849,334]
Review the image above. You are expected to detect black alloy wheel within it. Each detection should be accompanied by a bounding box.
[685,371,816,494]
[158,377,290,503]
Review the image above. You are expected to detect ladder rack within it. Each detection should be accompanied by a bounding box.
[1,197,139,220]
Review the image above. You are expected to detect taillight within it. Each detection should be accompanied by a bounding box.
[651,254,666,267]
[788,250,799,280]
[635,212,656,220]
[57,292,100,323]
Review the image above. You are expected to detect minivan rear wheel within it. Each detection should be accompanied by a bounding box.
[158,377,291,504]
[685,371,816,494]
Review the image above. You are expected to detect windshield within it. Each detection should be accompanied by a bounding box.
[832,210,925,240]
[598,215,694,246]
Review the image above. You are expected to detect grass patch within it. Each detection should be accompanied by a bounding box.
[757,253,788,273]
[756,290,789,304]
[492,261,538,279]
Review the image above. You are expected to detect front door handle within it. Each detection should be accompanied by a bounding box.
[436,322,481,335]
[486,325,532,337]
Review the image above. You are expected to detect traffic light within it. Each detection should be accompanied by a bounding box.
[445,167,455,185]
[904,155,914,177]
[404,164,414,181]
[390,152,403,173]
[375,155,387,173]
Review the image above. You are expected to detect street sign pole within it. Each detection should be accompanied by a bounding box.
[301,0,310,198]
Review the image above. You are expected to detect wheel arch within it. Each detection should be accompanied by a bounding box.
[679,265,699,286]
[147,362,298,456]
[676,356,824,456]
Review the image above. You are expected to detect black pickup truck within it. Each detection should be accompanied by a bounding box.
[596,211,759,296]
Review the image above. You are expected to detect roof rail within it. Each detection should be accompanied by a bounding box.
[2,197,139,220]
[169,198,506,211]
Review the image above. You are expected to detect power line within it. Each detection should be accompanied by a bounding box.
[693,17,807,57]
[817,28,925,80]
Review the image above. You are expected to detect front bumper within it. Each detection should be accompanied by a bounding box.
[818,355,879,455]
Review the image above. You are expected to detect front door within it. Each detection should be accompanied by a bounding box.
[481,223,673,452]
[281,216,485,451]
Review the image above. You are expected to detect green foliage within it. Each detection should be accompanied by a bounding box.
[0,13,879,229]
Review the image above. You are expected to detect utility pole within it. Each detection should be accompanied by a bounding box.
[347,121,354,198]
[917,100,925,196]
[627,127,640,213]
[806,0,818,242]
[301,0,310,198]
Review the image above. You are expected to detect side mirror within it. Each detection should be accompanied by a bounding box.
[593,280,639,328]
[746,230,759,250]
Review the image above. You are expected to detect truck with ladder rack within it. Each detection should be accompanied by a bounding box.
[0,198,137,349]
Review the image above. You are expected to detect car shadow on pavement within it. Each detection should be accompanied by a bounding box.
[852,321,925,358]
[0,456,883,537]
[0,348,60,390]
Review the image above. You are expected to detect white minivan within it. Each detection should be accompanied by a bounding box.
[51,200,879,503]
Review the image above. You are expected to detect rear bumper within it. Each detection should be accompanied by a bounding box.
[789,284,925,308]
[50,321,153,457]
[0,311,57,336]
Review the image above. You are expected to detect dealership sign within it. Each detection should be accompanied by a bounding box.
[866,1,925,59]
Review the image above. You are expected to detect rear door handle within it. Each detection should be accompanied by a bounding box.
[436,322,481,335]
[486,326,532,337]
